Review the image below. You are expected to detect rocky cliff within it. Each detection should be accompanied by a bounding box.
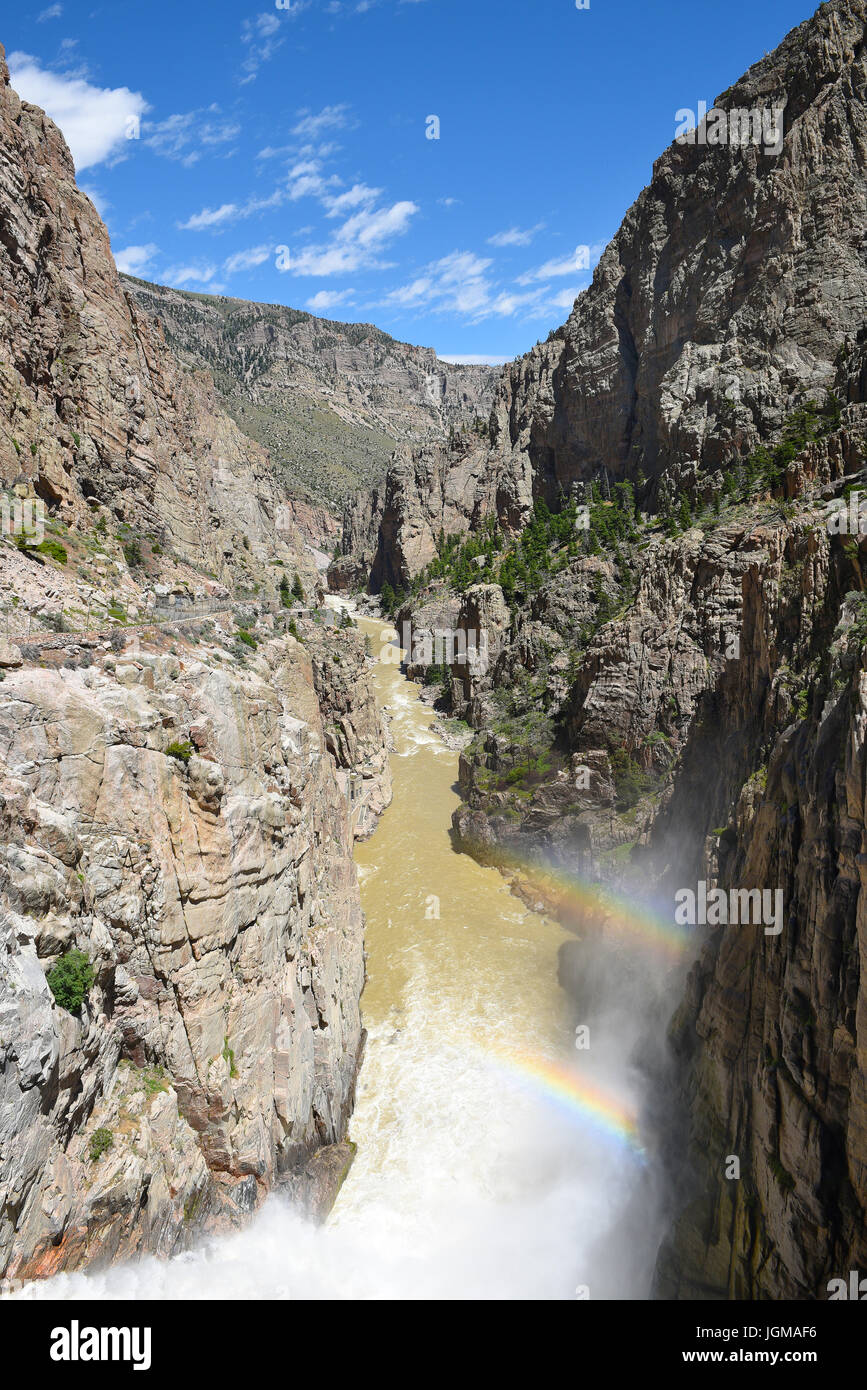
[0,50,329,603]
[353,0,867,595]
[360,0,867,1299]
[0,44,391,1280]
[123,277,498,515]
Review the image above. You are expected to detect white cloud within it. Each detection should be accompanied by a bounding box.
[37,3,63,20]
[180,202,238,230]
[385,276,432,306]
[435,251,493,284]
[256,144,292,160]
[487,223,545,248]
[384,251,494,316]
[518,246,591,284]
[306,288,355,312]
[383,249,581,323]
[288,244,367,276]
[284,197,418,277]
[144,108,240,166]
[323,183,381,217]
[240,9,306,83]
[287,159,339,201]
[485,289,543,316]
[179,190,283,231]
[336,200,417,248]
[113,243,158,276]
[163,263,219,288]
[292,104,349,139]
[223,244,272,274]
[7,52,148,172]
[549,286,581,309]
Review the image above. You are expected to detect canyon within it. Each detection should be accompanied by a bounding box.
[0,40,391,1279]
[343,0,867,1299]
[1,0,867,1304]
[123,276,498,513]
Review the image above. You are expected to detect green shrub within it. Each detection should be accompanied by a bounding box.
[237,628,257,649]
[166,740,193,763]
[222,1036,238,1079]
[123,539,143,568]
[89,1128,113,1162]
[143,1065,169,1096]
[769,1154,795,1192]
[47,949,95,1014]
[37,538,68,564]
[610,747,654,812]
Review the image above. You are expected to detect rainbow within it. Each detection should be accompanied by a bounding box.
[481,1043,646,1160]
[481,846,692,961]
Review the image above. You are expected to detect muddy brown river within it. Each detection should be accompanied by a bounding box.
[19,609,656,1300]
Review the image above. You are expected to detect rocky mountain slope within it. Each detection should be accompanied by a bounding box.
[347,0,867,596]
[356,0,867,1299]
[123,277,498,514]
[0,53,328,603]
[0,43,391,1280]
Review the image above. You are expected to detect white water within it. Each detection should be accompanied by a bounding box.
[15,614,669,1301]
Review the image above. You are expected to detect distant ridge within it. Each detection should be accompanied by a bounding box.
[123,275,498,510]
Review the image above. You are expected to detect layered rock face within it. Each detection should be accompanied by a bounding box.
[0,625,372,1278]
[0,47,392,1280]
[444,385,867,1302]
[343,431,526,594]
[494,0,867,500]
[360,0,867,1299]
[306,622,392,839]
[351,0,867,594]
[652,364,867,1299]
[0,45,317,599]
[124,277,498,513]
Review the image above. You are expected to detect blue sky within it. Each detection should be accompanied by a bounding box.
[7,0,814,362]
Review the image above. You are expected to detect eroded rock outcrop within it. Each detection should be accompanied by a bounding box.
[351,0,867,596]
[0,620,379,1279]
[0,44,317,599]
[0,44,392,1281]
